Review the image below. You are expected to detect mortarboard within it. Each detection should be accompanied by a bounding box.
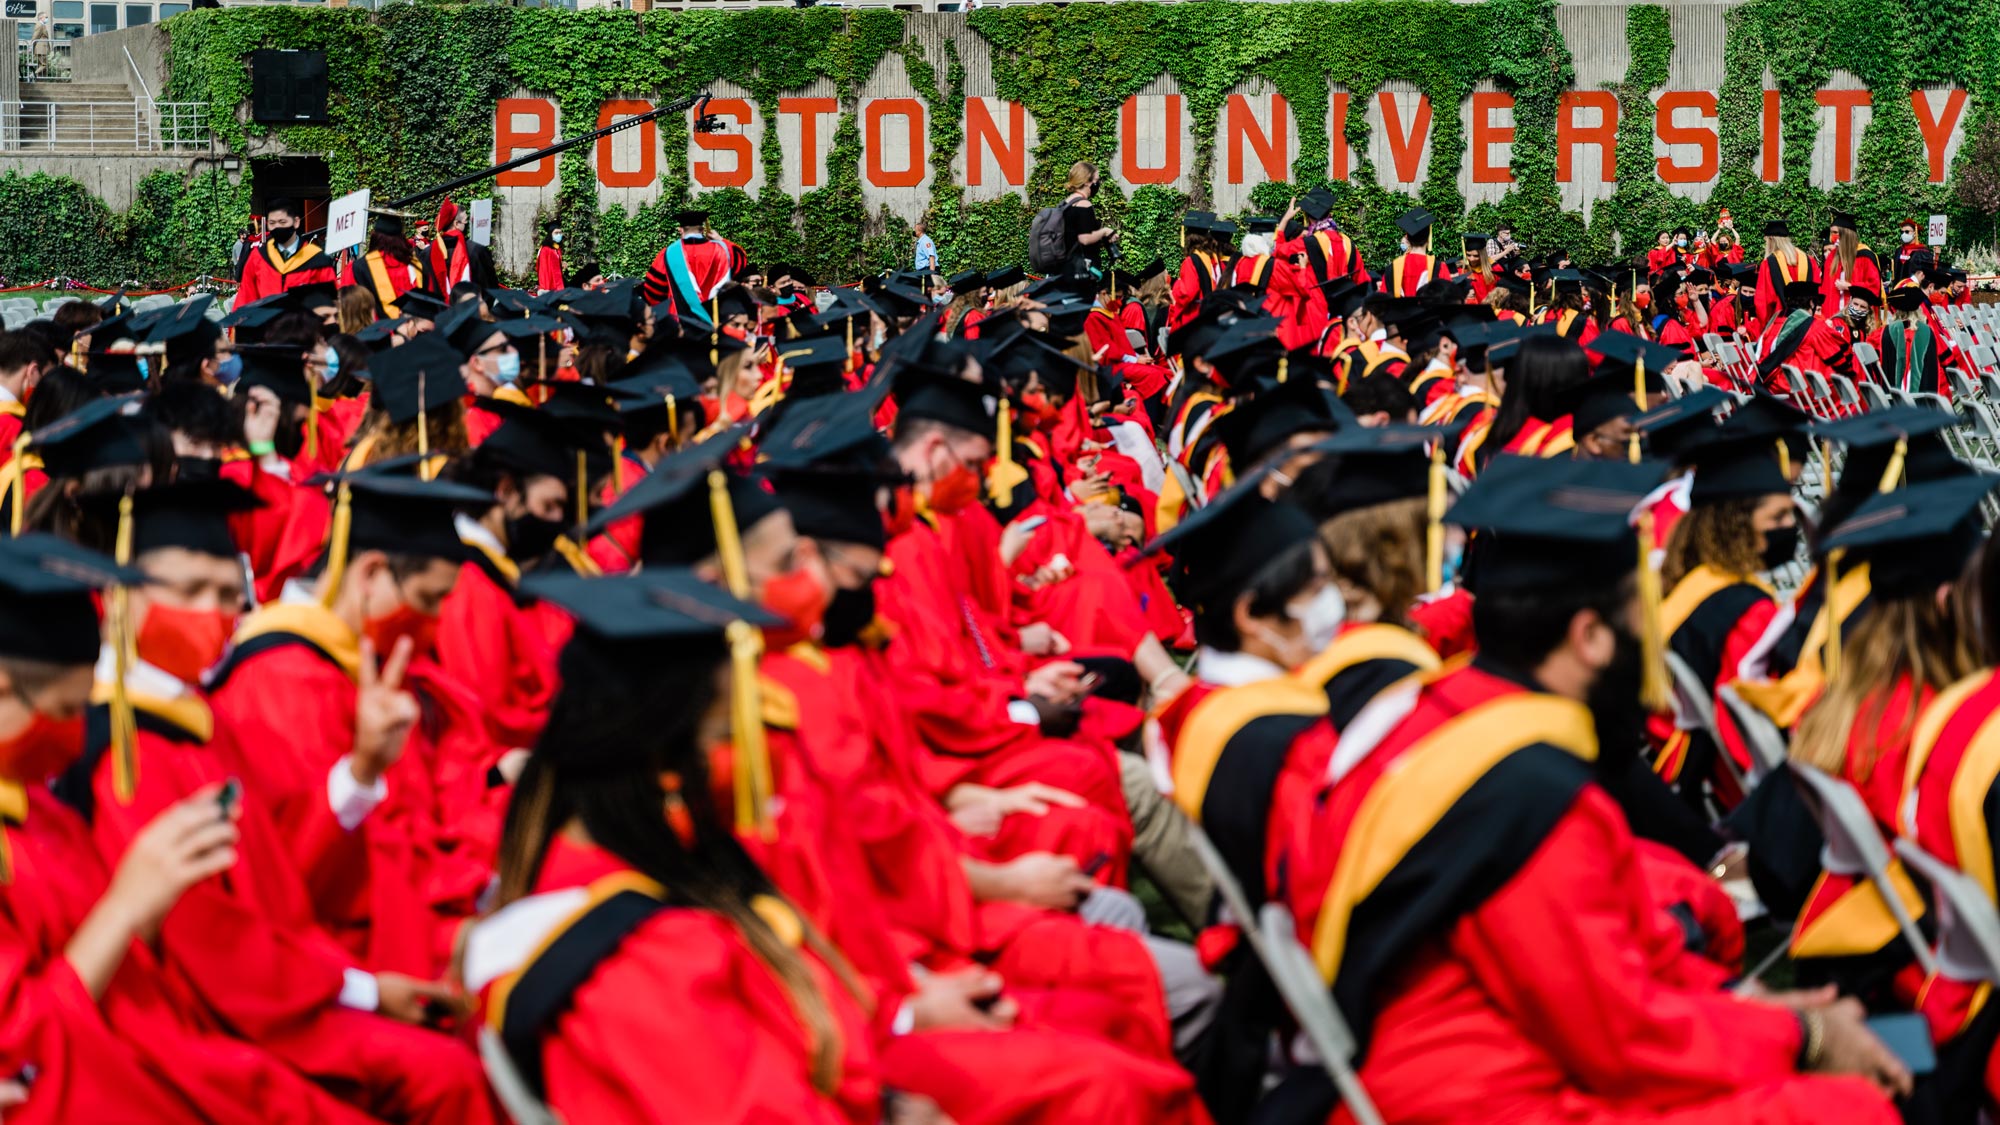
[1319,279,1368,321]
[1208,375,1343,470]
[1245,216,1280,235]
[1550,269,1585,293]
[860,283,929,321]
[354,318,408,352]
[322,467,493,568]
[676,209,709,226]
[1685,432,1792,505]
[1297,188,1337,222]
[1287,424,1444,523]
[473,399,598,486]
[105,478,263,561]
[233,343,314,406]
[892,368,998,443]
[1830,211,1859,233]
[79,343,152,394]
[396,290,448,323]
[1395,208,1435,239]
[1819,474,1999,597]
[522,569,781,645]
[0,534,141,665]
[30,393,150,478]
[1463,232,1491,252]
[365,335,467,426]
[947,270,987,292]
[1493,272,1530,297]
[1136,259,1168,285]
[144,297,221,367]
[1591,330,1688,376]
[1886,287,1927,313]
[1630,387,1728,462]
[1447,454,1664,593]
[1146,469,1320,616]
[1486,324,1558,365]
[1559,367,1657,437]
[984,265,1027,292]
[1764,219,1790,237]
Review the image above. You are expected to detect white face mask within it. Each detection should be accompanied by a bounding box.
[1399,238,1411,253]
[1675,237,1687,248]
[1901,230,1916,244]
[1287,584,1347,656]
[552,232,563,245]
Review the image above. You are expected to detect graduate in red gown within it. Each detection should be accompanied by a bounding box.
[1379,207,1454,297]
[639,210,744,322]
[0,534,375,1125]
[236,199,338,308]
[338,214,433,319]
[1083,271,1171,404]
[1168,212,1241,330]
[535,223,564,293]
[1821,211,1884,316]
[1287,456,1907,1124]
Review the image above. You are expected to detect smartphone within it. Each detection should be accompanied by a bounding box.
[1081,851,1111,878]
[1076,671,1105,697]
[1014,515,1049,534]
[1864,1013,1936,1075]
[216,776,242,821]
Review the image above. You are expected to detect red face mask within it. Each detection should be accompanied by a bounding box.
[0,702,84,784]
[137,603,237,685]
[1633,292,1652,310]
[363,603,441,662]
[761,565,831,649]
[1020,391,1061,428]
[925,464,983,515]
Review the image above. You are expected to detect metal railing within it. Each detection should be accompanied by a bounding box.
[16,39,75,83]
[0,98,210,151]
[149,99,210,149]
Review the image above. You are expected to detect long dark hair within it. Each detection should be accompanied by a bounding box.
[1481,334,1591,467]
[495,634,852,1094]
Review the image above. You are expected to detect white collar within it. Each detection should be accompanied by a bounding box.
[279,578,319,606]
[1195,646,1287,688]
[455,511,505,555]
[0,384,17,406]
[95,646,190,699]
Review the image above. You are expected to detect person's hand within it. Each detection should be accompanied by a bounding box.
[1021,556,1075,590]
[1069,473,1113,503]
[376,972,463,1026]
[1024,661,1084,704]
[1018,622,1070,656]
[1807,998,1913,1097]
[885,1092,958,1125]
[996,853,1096,910]
[907,967,1017,1032]
[0,1078,27,1115]
[1737,982,1838,1010]
[1280,197,1299,227]
[242,385,281,451]
[989,782,1087,818]
[999,517,1043,566]
[103,785,240,939]
[352,637,418,788]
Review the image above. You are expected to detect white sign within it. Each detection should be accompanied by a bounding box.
[470,198,493,247]
[325,188,371,254]
[1928,213,1948,247]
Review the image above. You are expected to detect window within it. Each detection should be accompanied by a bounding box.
[124,3,150,24]
[158,2,188,15]
[52,1,83,14]
[53,23,83,37]
[88,2,116,33]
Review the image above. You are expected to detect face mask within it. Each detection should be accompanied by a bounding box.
[761,565,831,650]
[1901,230,1916,244]
[0,696,84,784]
[273,412,307,461]
[1759,525,1800,571]
[269,226,296,247]
[505,513,565,564]
[175,455,221,482]
[1633,292,1652,310]
[138,602,237,685]
[870,327,888,350]
[215,353,243,385]
[492,350,522,385]
[552,232,563,245]
[1675,237,1687,248]
[1287,585,1346,655]
[1399,239,1411,253]
[324,348,340,383]
[923,446,983,515]
[1019,391,1060,428]
[1586,623,1647,778]
[820,581,877,649]
[1439,542,1466,588]
[363,602,441,662]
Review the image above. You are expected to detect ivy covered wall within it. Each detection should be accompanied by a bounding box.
[4,0,1999,288]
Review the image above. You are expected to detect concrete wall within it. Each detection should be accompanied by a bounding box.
[5,153,201,209]
[68,23,170,98]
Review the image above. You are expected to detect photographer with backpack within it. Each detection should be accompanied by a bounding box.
[1031,161,1119,278]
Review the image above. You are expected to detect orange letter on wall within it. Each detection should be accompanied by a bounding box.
[1120,94,1183,185]
[965,99,1026,188]
[1471,91,1515,184]
[1226,92,1289,185]
[691,97,754,188]
[495,98,556,188]
[1761,90,1781,182]
[1556,91,1617,182]
[1654,91,1718,183]
[778,97,839,189]
[1379,92,1431,185]
[1911,88,1968,183]
[1330,92,1350,181]
[594,100,656,189]
[1815,89,1871,183]
[864,98,926,189]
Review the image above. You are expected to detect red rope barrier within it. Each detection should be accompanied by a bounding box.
[0,278,235,299]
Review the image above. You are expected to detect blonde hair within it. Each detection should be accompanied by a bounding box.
[1321,497,1427,626]
[1065,161,1099,194]
[1792,593,1981,776]
[338,286,377,335]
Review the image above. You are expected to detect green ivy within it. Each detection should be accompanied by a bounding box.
[8,0,2000,287]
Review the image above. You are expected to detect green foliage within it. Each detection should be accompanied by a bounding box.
[9,0,2000,287]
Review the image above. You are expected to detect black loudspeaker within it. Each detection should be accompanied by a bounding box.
[249,50,329,125]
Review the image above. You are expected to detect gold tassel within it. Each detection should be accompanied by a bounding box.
[1276,354,1289,385]
[320,482,353,610]
[109,491,138,804]
[708,469,772,840]
[989,401,1016,506]
[1629,355,1647,464]
[7,433,29,536]
[1824,549,1844,683]
[612,437,626,494]
[1775,438,1791,481]
[844,319,855,375]
[1820,439,1836,499]
[416,369,432,479]
[665,393,679,447]
[1425,440,1446,592]
[710,297,721,370]
[305,391,322,461]
[1635,508,1669,712]
[575,451,589,530]
[1879,436,1907,494]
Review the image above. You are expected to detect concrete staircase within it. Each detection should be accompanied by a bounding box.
[13,82,148,151]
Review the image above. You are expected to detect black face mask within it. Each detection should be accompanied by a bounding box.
[1586,622,1648,778]
[505,514,566,564]
[1759,526,1800,571]
[268,226,297,248]
[820,581,877,649]
[175,455,221,482]
[272,412,307,461]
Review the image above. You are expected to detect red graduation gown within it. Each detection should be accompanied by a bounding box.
[222,457,332,605]
[639,234,741,317]
[535,245,564,293]
[237,238,338,307]
[1821,246,1884,314]
[436,552,560,749]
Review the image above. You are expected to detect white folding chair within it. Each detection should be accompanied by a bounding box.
[478,1027,561,1125]
[1787,762,1937,975]
[1665,651,1749,797]
[1168,459,1204,511]
[1257,903,1388,1125]
[1717,683,1788,782]
[1861,380,1896,412]
[1896,836,2000,986]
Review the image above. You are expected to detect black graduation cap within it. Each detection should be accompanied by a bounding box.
[1414,276,1472,306]
[758,374,897,474]
[676,209,709,227]
[234,343,314,406]
[1812,404,1958,449]
[487,289,536,317]
[985,265,1027,292]
[1297,188,1337,222]
[1319,279,1368,321]
[1487,324,1558,365]
[1136,259,1167,285]
[1727,394,1811,449]
[396,290,449,323]
[1630,387,1728,462]
[80,344,152,394]
[370,211,408,238]
[1038,301,1095,338]
[1447,455,1664,593]
[1819,474,2000,597]
[473,399,593,482]
[614,462,783,570]
[1764,219,1790,237]
[1886,286,1927,313]
[1780,279,1821,308]
[522,569,781,645]
[1146,469,1320,615]
[947,270,986,292]
[1287,424,1442,522]
[1493,272,1530,297]
[143,297,221,366]
[328,468,492,562]
[1208,375,1343,469]
[770,334,853,396]
[1685,432,1791,505]
[1463,232,1491,252]
[609,356,708,441]
[86,311,138,347]
[578,427,745,541]
[354,318,408,353]
[287,281,339,312]
[1181,210,1219,232]
[771,468,891,551]
[366,335,467,426]
[893,367,998,442]
[713,285,763,324]
[113,478,264,560]
[219,293,289,332]
[1395,207,1435,240]
[1205,316,1285,367]
[1362,295,1426,327]
[31,393,150,478]
[1592,330,1688,375]
[1684,267,1714,287]
[435,302,495,356]
[1830,211,1859,233]
[1245,216,1280,235]
[1550,268,1585,293]
[0,533,142,664]
[1559,367,1656,437]
[861,283,929,321]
